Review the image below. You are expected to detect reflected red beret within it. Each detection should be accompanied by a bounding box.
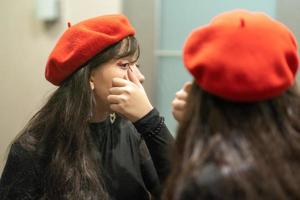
[183,10,299,102]
[45,14,135,85]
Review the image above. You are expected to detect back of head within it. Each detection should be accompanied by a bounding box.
[164,9,300,200]
[183,9,298,102]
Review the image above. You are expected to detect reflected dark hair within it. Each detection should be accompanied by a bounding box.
[164,81,300,200]
[14,36,139,200]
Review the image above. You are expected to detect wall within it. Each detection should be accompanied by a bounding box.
[0,0,121,171]
[276,0,300,68]
[123,0,156,103]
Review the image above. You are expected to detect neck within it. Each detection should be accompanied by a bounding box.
[91,106,109,123]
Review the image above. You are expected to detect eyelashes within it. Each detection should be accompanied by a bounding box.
[116,62,140,70]
[118,63,130,69]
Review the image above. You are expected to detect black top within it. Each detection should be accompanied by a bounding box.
[0,109,173,200]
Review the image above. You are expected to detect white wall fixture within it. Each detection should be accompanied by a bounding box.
[36,0,60,21]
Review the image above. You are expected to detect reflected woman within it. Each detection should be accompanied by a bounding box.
[0,15,173,200]
[165,10,300,200]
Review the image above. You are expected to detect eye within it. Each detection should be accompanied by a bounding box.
[117,62,130,70]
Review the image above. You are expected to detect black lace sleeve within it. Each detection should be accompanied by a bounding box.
[134,108,174,184]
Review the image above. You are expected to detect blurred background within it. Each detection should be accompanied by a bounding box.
[0,0,300,171]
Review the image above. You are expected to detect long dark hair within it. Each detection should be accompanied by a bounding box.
[164,81,300,200]
[14,36,139,200]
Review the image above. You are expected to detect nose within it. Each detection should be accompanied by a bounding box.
[132,65,145,84]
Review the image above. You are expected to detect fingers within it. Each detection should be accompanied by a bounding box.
[175,89,188,100]
[175,81,192,100]
[127,68,142,87]
[172,99,186,122]
[107,94,128,104]
[110,104,120,113]
[109,103,126,114]
[107,95,120,104]
[172,81,191,122]
[112,78,129,87]
[109,87,125,95]
[172,98,186,110]
[112,68,144,89]
[183,81,192,92]
[172,105,184,122]
[172,110,184,122]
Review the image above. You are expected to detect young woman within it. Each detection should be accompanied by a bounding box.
[165,10,300,200]
[0,15,173,200]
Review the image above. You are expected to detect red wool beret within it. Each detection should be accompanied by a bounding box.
[183,10,299,102]
[45,14,135,85]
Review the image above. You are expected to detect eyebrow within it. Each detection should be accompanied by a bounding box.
[118,57,138,64]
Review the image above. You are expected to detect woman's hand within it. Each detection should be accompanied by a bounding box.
[172,82,192,122]
[107,69,153,122]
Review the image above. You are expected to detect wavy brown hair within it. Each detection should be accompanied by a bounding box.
[164,81,300,200]
[14,36,139,200]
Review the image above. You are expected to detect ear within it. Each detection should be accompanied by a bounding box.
[90,81,95,90]
[89,72,95,90]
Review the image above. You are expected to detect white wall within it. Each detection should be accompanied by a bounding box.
[276,0,300,77]
[123,0,156,103]
[0,0,121,171]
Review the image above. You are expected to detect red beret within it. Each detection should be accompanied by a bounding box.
[45,14,135,85]
[183,10,299,102]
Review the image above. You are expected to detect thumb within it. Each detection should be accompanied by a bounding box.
[183,81,192,92]
[127,68,142,87]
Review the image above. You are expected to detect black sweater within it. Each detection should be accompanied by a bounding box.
[0,109,173,200]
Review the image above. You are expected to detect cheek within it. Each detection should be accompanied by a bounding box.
[93,85,108,104]
[114,69,127,79]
